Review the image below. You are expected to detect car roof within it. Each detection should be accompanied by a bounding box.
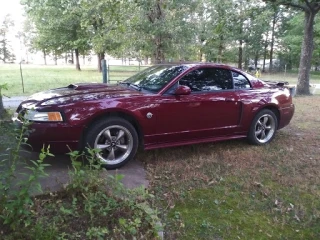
[155,62,240,71]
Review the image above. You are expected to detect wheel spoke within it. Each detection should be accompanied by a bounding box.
[107,148,115,160]
[94,124,135,165]
[262,116,268,125]
[116,130,125,141]
[255,129,262,136]
[265,125,272,130]
[257,120,263,127]
[117,144,128,151]
[261,130,266,139]
[96,144,111,149]
[103,129,112,141]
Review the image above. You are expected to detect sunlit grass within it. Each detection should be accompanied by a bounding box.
[0,64,148,97]
[1,64,320,96]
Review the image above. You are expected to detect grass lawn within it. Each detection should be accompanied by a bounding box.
[1,64,320,97]
[0,64,148,97]
[259,71,320,85]
[1,64,320,238]
[139,96,320,239]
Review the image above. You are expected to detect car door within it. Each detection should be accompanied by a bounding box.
[152,67,242,144]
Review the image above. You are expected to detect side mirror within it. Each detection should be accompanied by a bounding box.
[174,85,191,95]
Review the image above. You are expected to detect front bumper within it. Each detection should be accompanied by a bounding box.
[12,116,84,153]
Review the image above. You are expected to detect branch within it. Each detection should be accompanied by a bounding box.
[264,0,308,11]
[304,0,312,11]
[281,2,308,11]
[313,3,320,13]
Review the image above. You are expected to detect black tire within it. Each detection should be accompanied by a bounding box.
[85,117,139,169]
[248,109,278,145]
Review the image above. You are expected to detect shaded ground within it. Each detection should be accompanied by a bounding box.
[141,96,320,239]
[0,149,148,193]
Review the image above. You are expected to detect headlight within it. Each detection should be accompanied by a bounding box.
[24,110,63,122]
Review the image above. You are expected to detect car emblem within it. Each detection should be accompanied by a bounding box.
[146,112,153,119]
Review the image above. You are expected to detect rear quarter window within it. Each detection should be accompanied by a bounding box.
[232,71,251,89]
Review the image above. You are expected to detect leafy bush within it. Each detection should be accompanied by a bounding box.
[0,114,161,239]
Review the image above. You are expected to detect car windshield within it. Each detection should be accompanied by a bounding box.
[121,65,188,93]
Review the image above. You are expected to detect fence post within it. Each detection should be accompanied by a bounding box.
[101,59,108,83]
[20,61,25,93]
[107,62,110,83]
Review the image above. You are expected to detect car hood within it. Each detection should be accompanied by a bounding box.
[20,83,144,108]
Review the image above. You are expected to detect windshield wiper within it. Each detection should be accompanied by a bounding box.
[118,81,130,86]
[118,81,142,91]
[129,83,141,91]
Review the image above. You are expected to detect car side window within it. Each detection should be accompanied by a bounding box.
[232,71,251,89]
[179,68,233,92]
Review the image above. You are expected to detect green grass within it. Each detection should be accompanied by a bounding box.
[1,64,320,97]
[171,179,320,239]
[143,96,320,239]
[0,64,148,97]
[259,72,320,84]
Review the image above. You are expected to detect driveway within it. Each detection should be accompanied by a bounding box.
[3,96,27,108]
[2,96,148,193]
[19,151,148,192]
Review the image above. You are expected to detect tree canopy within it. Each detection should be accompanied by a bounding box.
[20,0,320,94]
[0,15,16,63]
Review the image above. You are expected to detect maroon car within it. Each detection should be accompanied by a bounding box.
[14,63,294,169]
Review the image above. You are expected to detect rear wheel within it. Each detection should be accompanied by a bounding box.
[248,109,278,145]
[85,117,139,169]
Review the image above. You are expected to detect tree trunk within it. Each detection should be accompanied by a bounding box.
[254,51,259,69]
[0,96,4,117]
[238,39,243,69]
[148,0,165,64]
[83,55,85,65]
[74,49,81,71]
[218,35,224,63]
[43,50,47,65]
[297,11,315,95]
[199,48,203,62]
[154,35,164,64]
[269,13,277,73]
[70,50,74,64]
[262,37,268,72]
[97,52,105,72]
[0,86,5,117]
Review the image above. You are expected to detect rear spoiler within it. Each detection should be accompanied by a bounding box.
[263,80,289,87]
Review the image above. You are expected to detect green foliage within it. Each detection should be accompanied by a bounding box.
[279,12,320,69]
[0,113,51,230]
[0,121,160,239]
[22,0,91,68]
[0,83,8,117]
[0,15,15,63]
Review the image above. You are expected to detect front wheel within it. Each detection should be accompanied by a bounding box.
[85,117,139,169]
[248,109,278,145]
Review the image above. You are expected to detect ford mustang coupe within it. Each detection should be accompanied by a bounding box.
[14,63,294,169]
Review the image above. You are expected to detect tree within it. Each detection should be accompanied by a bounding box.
[23,0,90,70]
[0,15,15,63]
[81,0,124,71]
[0,84,8,118]
[265,0,320,95]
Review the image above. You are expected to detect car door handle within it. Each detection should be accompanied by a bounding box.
[225,97,235,102]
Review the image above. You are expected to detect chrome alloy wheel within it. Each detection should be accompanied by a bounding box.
[94,125,133,165]
[254,114,276,144]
